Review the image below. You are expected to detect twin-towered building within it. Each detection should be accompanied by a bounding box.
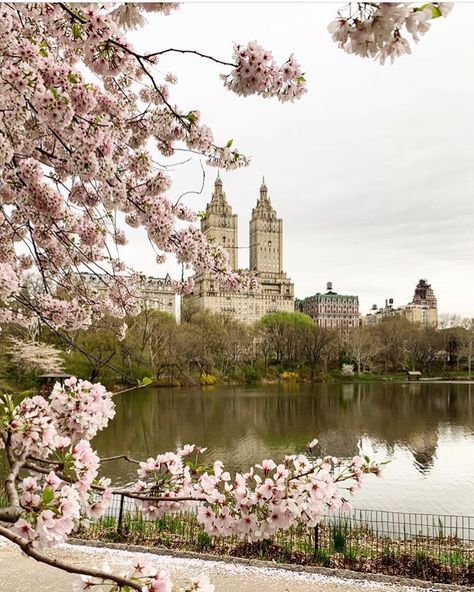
[181,177,439,329]
[76,174,438,329]
[182,175,294,323]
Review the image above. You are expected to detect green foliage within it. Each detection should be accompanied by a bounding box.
[313,548,331,566]
[98,515,117,529]
[78,511,473,584]
[417,3,442,18]
[342,546,359,560]
[42,486,55,505]
[440,550,469,568]
[0,391,33,423]
[330,522,349,553]
[414,550,431,571]
[139,376,154,386]
[0,490,8,508]
[259,311,314,329]
[243,365,261,384]
[0,306,468,388]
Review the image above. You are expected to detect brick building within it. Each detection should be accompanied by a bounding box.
[296,282,359,331]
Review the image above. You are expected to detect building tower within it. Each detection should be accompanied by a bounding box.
[201,174,238,270]
[411,279,437,308]
[249,178,283,274]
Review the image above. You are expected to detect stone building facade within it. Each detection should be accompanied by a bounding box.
[364,279,438,327]
[296,282,359,331]
[183,176,294,324]
[401,279,438,326]
[79,272,178,318]
[364,299,397,325]
[201,173,238,270]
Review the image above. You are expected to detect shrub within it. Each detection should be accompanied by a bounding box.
[341,363,355,377]
[243,366,261,384]
[280,371,299,382]
[200,373,217,386]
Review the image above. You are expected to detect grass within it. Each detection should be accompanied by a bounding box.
[330,522,349,553]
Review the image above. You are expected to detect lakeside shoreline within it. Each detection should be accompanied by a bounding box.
[108,374,474,392]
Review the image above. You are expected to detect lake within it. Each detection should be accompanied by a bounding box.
[93,382,474,517]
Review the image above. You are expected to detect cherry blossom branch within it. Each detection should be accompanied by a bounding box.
[0,506,22,523]
[0,525,142,591]
[145,48,236,68]
[111,41,188,125]
[57,3,87,23]
[115,491,207,503]
[24,458,205,502]
[99,454,140,464]
[4,445,25,510]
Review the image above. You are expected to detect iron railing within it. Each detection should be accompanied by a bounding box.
[79,494,474,585]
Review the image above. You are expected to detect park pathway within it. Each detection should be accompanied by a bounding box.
[0,541,451,592]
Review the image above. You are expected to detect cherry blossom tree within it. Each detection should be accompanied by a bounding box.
[0,2,450,590]
[7,337,65,374]
[0,2,307,343]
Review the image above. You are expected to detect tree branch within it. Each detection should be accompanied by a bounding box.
[4,446,25,511]
[0,525,142,591]
[115,491,206,503]
[25,460,206,502]
[0,506,23,523]
[146,47,236,68]
[99,454,140,464]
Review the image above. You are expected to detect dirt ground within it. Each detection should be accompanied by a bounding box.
[0,541,448,592]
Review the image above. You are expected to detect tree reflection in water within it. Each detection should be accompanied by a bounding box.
[93,382,474,515]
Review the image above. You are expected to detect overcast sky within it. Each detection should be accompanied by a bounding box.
[122,3,474,317]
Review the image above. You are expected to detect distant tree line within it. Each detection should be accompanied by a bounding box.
[1,309,474,389]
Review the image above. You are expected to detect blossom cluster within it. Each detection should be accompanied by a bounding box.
[52,377,116,442]
[1,379,115,549]
[328,3,453,64]
[133,441,382,542]
[223,42,307,102]
[133,445,202,517]
[11,474,81,549]
[73,560,214,592]
[7,337,65,375]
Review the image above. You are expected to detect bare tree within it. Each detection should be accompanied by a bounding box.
[344,326,381,373]
[300,324,335,381]
[459,318,474,378]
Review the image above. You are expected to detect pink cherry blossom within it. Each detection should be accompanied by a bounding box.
[329,3,452,64]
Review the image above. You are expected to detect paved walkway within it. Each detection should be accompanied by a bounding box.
[0,541,444,592]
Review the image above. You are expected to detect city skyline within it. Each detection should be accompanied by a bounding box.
[118,3,474,317]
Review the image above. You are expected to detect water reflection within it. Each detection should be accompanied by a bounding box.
[92,382,474,515]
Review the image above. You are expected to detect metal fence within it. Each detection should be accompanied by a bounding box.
[80,494,474,584]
